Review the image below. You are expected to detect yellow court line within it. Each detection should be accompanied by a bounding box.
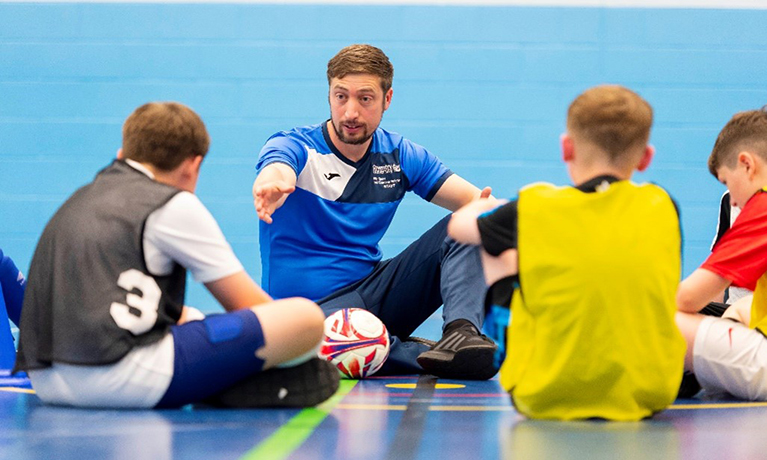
[385,383,466,390]
[0,387,35,394]
[336,402,767,412]
[669,402,767,410]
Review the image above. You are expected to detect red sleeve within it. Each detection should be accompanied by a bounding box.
[703,191,767,291]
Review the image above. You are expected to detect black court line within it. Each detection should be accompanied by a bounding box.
[385,374,438,460]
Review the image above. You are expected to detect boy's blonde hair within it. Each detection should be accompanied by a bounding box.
[122,102,210,172]
[327,44,394,93]
[567,85,653,165]
[708,107,767,177]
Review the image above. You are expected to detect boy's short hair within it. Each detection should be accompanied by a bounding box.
[122,102,210,171]
[567,85,653,164]
[708,107,767,176]
[327,44,394,93]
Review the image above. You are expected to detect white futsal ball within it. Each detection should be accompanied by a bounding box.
[319,308,390,379]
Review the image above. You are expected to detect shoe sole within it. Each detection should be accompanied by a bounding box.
[203,358,340,408]
[417,345,498,380]
[406,336,437,348]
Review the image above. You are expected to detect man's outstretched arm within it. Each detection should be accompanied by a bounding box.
[252,162,297,224]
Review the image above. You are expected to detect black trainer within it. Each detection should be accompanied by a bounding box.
[406,336,437,348]
[677,371,701,399]
[416,320,499,380]
[202,357,340,408]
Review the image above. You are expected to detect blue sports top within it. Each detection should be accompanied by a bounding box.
[256,121,452,300]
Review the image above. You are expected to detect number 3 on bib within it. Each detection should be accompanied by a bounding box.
[110,268,161,335]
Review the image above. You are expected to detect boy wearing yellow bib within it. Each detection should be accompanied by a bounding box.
[448,85,686,420]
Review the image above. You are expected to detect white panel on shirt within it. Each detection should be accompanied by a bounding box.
[731,205,742,225]
[712,191,750,303]
[143,192,243,283]
[123,159,243,283]
[295,145,357,201]
[727,205,751,302]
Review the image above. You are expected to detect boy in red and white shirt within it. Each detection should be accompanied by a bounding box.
[676,107,767,400]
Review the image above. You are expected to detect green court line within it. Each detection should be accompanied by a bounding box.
[240,379,358,460]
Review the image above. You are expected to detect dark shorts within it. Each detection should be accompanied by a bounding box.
[316,215,485,374]
[155,309,266,408]
[317,215,450,338]
[317,214,484,338]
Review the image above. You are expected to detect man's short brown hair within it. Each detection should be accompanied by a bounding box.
[327,44,394,93]
[122,102,210,171]
[708,107,767,177]
[567,85,653,165]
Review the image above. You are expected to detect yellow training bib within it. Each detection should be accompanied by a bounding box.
[500,181,686,421]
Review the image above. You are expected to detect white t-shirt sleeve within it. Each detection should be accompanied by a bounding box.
[143,192,244,283]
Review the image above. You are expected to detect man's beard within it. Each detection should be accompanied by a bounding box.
[330,117,373,145]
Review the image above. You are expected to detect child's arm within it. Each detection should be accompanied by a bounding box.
[481,249,518,286]
[677,268,731,313]
[205,270,273,312]
[447,198,505,245]
[449,198,518,286]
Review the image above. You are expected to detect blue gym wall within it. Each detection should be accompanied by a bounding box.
[1,2,766,312]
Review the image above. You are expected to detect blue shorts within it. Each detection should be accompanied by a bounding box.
[155,309,266,408]
[0,249,25,327]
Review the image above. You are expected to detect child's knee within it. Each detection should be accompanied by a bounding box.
[297,299,325,343]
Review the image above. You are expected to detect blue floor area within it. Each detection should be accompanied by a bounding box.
[3,313,767,460]
[3,377,767,460]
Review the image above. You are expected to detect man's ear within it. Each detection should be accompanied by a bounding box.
[561,133,575,163]
[636,145,655,172]
[383,88,393,112]
[116,148,124,160]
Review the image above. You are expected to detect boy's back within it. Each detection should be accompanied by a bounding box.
[504,179,685,420]
[448,85,686,420]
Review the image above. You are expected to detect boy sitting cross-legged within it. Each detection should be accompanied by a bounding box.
[14,102,339,409]
[448,85,686,420]
[676,107,767,401]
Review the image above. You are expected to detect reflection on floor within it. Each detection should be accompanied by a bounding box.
[3,312,764,459]
[2,375,766,460]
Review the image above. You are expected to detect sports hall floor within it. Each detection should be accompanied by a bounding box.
[2,315,766,460]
